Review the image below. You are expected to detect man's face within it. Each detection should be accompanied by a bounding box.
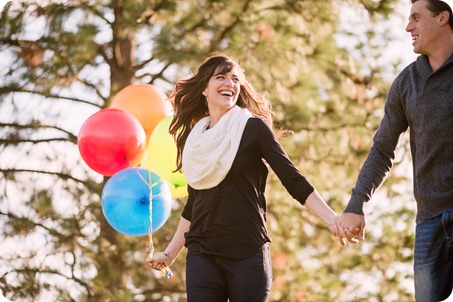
[405,0,445,55]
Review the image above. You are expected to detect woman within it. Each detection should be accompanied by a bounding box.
[147,53,345,302]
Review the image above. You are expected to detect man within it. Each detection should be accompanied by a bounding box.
[338,0,453,301]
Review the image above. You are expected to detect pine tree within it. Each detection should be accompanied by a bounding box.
[0,0,414,301]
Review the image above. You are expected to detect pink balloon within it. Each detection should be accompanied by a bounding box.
[78,108,146,176]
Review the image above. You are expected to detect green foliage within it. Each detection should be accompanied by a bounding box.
[0,0,416,301]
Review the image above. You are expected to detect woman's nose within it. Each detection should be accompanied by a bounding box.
[224,77,234,86]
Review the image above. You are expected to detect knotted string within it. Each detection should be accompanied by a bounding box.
[135,169,174,279]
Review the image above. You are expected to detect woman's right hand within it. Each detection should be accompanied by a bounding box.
[146,252,172,271]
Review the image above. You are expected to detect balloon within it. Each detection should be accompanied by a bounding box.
[141,116,188,187]
[101,168,173,236]
[168,183,188,199]
[78,108,146,176]
[110,84,171,140]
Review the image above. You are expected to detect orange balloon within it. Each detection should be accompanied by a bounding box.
[110,84,171,140]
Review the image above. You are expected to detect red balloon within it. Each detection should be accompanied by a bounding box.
[78,108,146,176]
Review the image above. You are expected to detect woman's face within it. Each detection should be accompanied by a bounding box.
[202,66,242,115]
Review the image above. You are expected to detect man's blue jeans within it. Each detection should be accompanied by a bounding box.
[186,243,272,302]
[414,210,453,302]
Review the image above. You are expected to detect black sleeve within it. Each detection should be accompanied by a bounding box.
[254,119,314,205]
[181,185,195,221]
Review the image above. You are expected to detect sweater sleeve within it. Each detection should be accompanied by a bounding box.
[344,76,409,214]
[254,119,314,205]
[181,185,195,221]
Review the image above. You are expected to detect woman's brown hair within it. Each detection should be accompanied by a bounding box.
[169,53,273,172]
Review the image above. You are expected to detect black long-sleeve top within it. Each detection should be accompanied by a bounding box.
[181,117,314,259]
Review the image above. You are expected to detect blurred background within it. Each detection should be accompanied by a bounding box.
[0,0,420,301]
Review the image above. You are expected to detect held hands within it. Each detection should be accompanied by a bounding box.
[327,214,365,245]
[304,190,364,246]
[337,212,366,242]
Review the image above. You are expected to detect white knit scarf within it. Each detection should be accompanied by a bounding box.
[182,106,252,190]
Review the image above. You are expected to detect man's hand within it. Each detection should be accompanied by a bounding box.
[338,212,366,242]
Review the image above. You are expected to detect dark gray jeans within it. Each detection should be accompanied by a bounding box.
[186,243,272,302]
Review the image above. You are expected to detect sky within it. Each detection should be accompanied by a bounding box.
[0,0,9,10]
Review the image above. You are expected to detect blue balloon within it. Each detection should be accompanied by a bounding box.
[101,167,172,236]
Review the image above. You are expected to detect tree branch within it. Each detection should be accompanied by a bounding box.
[209,0,253,52]
[1,122,78,136]
[76,77,108,105]
[5,266,93,298]
[0,85,102,108]
[0,168,101,192]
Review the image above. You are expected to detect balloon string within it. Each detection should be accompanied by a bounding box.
[133,167,180,198]
[148,168,154,253]
[135,168,174,279]
[133,168,165,188]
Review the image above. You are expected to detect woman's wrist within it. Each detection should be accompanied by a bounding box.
[325,213,339,226]
[163,251,175,263]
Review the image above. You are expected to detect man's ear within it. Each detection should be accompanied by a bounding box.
[438,11,450,26]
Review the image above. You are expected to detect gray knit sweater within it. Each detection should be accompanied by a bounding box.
[344,53,453,223]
